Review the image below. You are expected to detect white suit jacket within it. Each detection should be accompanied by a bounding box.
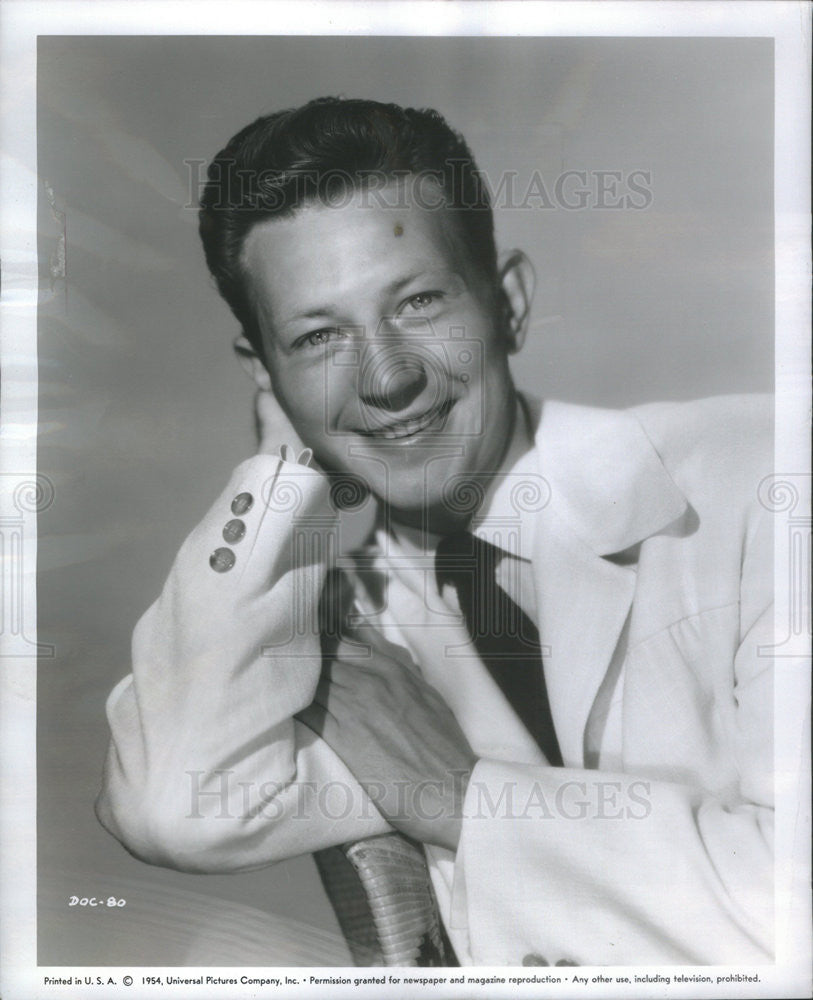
[97,393,774,966]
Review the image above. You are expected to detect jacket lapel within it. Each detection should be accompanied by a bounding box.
[527,398,687,766]
[532,507,636,766]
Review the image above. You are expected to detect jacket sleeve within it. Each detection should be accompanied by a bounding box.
[450,504,777,966]
[95,454,390,873]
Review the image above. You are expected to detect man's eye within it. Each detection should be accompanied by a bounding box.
[404,292,440,312]
[303,328,339,347]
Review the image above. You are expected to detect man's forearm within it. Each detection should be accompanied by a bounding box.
[96,454,389,870]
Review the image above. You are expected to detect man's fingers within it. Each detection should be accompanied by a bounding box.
[297,665,355,739]
[313,669,332,706]
[338,624,417,671]
[332,634,375,666]
[297,691,346,737]
[317,657,358,693]
[311,660,359,711]
[346,621,400,652]
[254,388,307,457]
[296,700,330,737]
[320,658,378,696]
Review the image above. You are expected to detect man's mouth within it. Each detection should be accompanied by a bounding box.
[356,399,455,440]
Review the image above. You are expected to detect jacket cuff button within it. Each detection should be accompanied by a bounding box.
[231,492,254,515]
[222,518,246,544]
[209,547,236,573]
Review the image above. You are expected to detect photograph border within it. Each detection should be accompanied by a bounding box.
[1,2,810,998]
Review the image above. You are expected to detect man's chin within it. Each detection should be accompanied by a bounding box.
[318,443,483,525]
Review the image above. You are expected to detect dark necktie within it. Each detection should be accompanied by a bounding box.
[435,531,563,766]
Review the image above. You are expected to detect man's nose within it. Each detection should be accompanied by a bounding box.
[358,340,428,413]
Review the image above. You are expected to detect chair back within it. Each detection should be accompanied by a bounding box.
[314,833,457,966]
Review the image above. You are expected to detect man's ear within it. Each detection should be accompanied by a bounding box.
[233,335,272,391]
[497,250,535,355]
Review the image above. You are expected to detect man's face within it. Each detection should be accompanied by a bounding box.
[240,182,520,530]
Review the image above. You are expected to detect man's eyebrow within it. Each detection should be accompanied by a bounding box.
[385,269,463,297]
[288,305,336,322]
[275,302,340,330]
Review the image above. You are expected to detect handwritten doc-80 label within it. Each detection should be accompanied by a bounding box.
[68,896,126,907]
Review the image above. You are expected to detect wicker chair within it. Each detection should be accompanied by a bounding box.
[313,833,458,966]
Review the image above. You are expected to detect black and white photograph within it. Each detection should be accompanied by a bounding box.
[1,2,810,998]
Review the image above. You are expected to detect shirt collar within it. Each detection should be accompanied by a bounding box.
[467,395,537,560]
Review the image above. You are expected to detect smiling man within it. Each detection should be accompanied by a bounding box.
[96,98,774,966]
[236,176,523,530]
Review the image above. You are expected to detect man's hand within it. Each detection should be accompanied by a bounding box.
[297,624,476,852]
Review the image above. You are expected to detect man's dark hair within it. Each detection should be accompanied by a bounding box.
[198,97,498,356]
